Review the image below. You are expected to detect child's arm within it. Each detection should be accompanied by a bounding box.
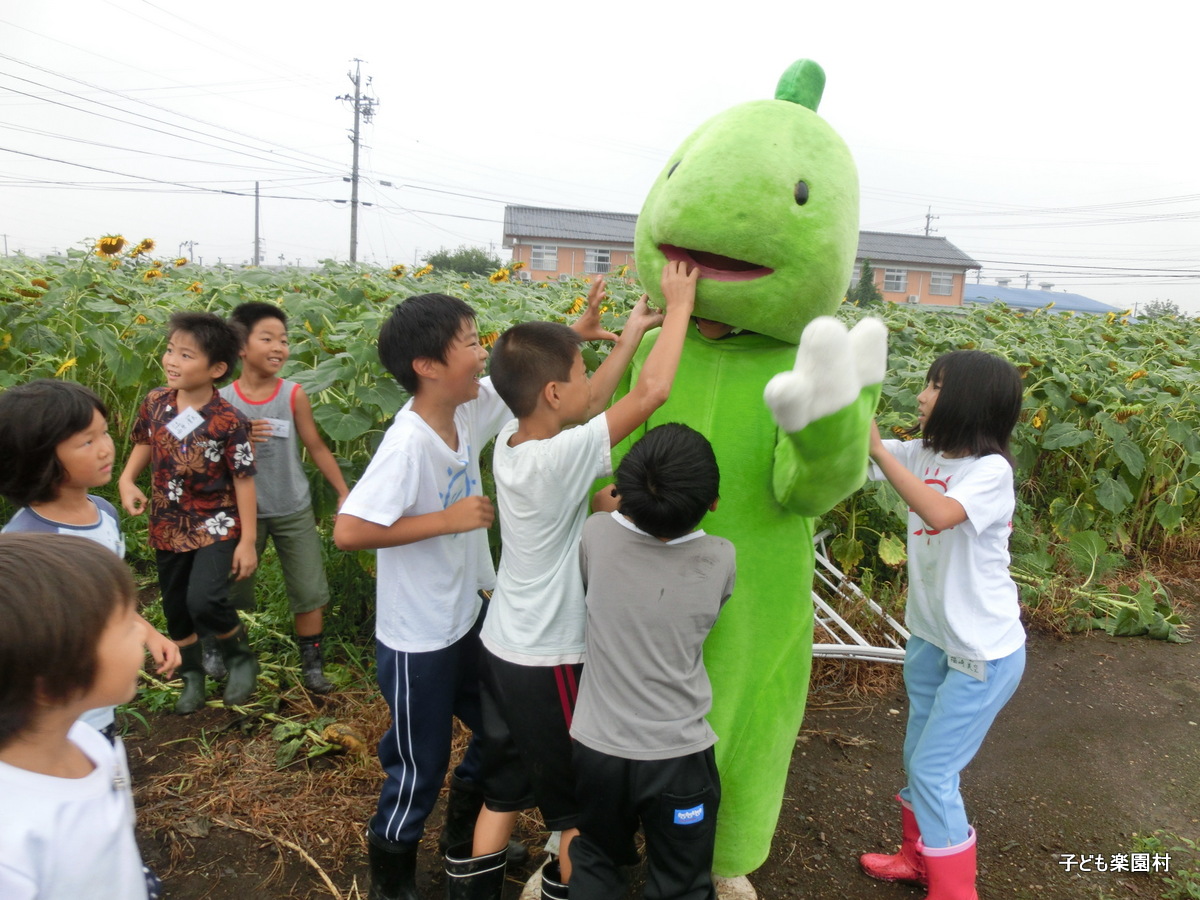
[118,444,152,516]
[292,387,351,510]
[869,421,967,532]
[602,260,698,445]
[333,496,494,550]
[138,616,181,677]
[230,475,258,580]
[581,295,663,420]
[568,276,618,343]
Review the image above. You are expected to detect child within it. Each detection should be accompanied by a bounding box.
[221,301,350,693]
[0,379,180,739]
[449,261,698,899]
[858,350,1025,900]
[0,532,161,900]
[333,288,613,900]
[118,311,259,715]
[569,424,736,900]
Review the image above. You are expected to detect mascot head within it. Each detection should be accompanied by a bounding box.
[635,59,859,345]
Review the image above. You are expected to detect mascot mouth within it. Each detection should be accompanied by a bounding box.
[661,245,773,282]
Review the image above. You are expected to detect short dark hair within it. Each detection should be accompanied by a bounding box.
[921,350,1023,464]
[616,423,720,540]
[228,301,287,337]
[489,322,581,418]
[0,380,109,506]
[0,533,136,749]
[378,293,476,393]
[167,311,241,384]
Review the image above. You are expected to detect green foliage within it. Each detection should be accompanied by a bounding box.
[848,258,884,306]
[1,250,1196,642]
[421,245,505,276]
[1132,832,1200,899]
[1141,299,1182,319]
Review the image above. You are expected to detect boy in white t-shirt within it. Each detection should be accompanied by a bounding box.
[0,533,159,900]
[333,289,618,900]
[446,261,697,899]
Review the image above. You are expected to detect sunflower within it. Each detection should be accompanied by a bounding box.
[55,357,78,377]
[489,268,510,284]
[96,235,127,257]
[174,257,188,267]
[389,264,408,278]
[134,238,156,255]
[143,268,164,282]
[511,260,526,271]
[414,264,433,278]
[568,296,586,315]
[462,282,471,290]
[481,331,499,349]
[188,282,203,293]
[31,278,49,289]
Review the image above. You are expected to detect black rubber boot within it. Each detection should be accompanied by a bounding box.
[298,633,334,694]
[216,624,259,706]
[201,633,226,679]
[174,641,207,715]
[438,775,529,867]
[444,841,507,900]
[367,829,420,900]
[540,859,568,900]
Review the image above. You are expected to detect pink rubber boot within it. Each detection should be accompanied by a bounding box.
[859,794,927,886]
[918,828,979,900]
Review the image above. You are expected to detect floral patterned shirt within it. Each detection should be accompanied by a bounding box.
[131,387,256,552]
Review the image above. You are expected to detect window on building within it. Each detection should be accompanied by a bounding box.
[929,271,954,296]
[884,268,907,293]
[850,263,862,287]
[531,245,558,270]
[585,248,611,274]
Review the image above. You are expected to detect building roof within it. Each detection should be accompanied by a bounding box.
[857,232,980,270]
[961,283,1121,315]
[503,206,637,246]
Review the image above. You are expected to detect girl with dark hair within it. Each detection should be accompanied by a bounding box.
[858,350,1025,900]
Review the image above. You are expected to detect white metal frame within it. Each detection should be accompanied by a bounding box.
[811,529,908,663]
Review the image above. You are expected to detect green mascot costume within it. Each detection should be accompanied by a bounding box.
[612,59,887,888]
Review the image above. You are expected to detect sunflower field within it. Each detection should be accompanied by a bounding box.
[1,243,1196,641]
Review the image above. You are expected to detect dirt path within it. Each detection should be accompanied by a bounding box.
[131,629,1200,899]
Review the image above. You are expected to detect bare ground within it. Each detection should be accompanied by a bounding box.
[128,627,1200,899]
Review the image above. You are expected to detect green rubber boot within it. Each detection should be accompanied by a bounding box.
[174,641,207,715]
[216,624,259,706]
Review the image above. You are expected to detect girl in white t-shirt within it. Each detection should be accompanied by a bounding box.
[0,532,159,900]
[859,350,1025,900]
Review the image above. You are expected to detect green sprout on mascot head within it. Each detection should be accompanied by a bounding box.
[613,58,886,885]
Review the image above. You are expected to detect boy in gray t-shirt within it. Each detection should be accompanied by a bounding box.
[569,423,736,900]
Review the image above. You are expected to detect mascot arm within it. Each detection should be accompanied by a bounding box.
[765,317,887,516]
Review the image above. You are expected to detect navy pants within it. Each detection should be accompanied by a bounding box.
[370,606,486,847]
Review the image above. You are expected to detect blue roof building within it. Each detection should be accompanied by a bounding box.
[961,283,1122,315]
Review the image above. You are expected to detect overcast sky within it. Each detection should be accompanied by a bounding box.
[3,1,1198,313]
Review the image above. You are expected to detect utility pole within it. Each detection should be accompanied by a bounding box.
[179,240,197,262]
[337,60,379,264]
[924,206,939,237]
[253,182,262,266]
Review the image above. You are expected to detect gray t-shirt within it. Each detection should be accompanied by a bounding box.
[570,511,736,761]
[219,379,311,518]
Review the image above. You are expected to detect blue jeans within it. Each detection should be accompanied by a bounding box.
[899,635,1025,847]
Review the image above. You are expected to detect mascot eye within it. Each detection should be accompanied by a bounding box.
[794,180,810,205]
[667,161,680,178]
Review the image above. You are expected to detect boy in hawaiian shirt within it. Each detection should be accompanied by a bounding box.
[119,311,259,714]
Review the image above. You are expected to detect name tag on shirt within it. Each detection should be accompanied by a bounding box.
[166,407,203,440]
[264,417,291,438]
[948,654,987,682]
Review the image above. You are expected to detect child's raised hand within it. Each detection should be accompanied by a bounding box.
[443,495,495,534]
[120,482,148,517]
[569,276,619,342]
[660,260,699,314]
[623,295,665,336]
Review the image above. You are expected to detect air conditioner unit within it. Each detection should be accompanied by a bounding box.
[906,295,920,304]
[516,269,531,281]
[558,273,570,282]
